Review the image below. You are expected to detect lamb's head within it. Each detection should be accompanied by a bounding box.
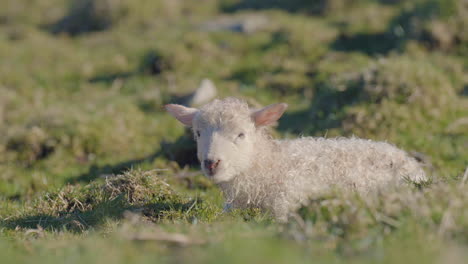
[165,98,287,183]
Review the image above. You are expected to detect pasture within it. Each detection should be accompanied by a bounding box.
[0,0,467,263]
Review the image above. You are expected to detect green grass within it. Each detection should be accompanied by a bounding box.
[0,0,467,263]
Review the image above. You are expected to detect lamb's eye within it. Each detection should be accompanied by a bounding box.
[196,130,201,137]
[238,133,245,139]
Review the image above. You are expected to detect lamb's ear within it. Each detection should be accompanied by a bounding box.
[251,103,288,127]
[165,104,198,127]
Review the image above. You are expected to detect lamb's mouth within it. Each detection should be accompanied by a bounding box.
[204,168,217,178]
[204,170,228,184]
[203,159,220,178]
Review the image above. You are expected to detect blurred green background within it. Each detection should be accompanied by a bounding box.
[0,0,467,263]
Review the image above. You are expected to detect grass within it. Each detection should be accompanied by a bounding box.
[0,0,467,263]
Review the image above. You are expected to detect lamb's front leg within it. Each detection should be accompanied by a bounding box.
[271,194,294,223]
[223,202,233,212]
[271,205,290,223]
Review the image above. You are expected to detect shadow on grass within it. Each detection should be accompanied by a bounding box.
[88,50,172,85]
[68,150,163,183]
[44,0,125,36]
[331,0,448,55]
[88,72,135,84]
[67,131,198,184]
[277,83,363,135]
[331,32,401,56]
[220,0,336,14]
[0,198,194,232]
[461,85,468,97]
[221,0,403,14]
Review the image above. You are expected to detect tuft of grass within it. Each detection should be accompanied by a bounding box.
[289,182,468,251]
[1,169,221,232]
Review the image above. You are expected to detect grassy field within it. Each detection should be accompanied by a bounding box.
[0,0,467,263]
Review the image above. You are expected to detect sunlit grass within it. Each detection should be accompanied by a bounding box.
[0,0,467,263]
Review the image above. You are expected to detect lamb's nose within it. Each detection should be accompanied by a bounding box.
[204,159,220,171]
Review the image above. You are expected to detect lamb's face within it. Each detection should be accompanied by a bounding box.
[192,114,257,183]
[165,98,288,184]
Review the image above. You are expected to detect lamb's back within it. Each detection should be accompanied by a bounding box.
[275,137,426,194]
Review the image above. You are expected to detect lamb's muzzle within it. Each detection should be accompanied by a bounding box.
[204,159,220,176]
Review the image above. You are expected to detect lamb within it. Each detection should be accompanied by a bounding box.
[165,97,427,221]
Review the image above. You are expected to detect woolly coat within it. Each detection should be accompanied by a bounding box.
[170,97,427,221]
[218,134,427,221]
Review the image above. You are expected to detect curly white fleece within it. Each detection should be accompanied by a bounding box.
[193,98,427,221]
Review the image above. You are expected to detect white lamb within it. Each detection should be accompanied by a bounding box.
[165,97,427,221]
